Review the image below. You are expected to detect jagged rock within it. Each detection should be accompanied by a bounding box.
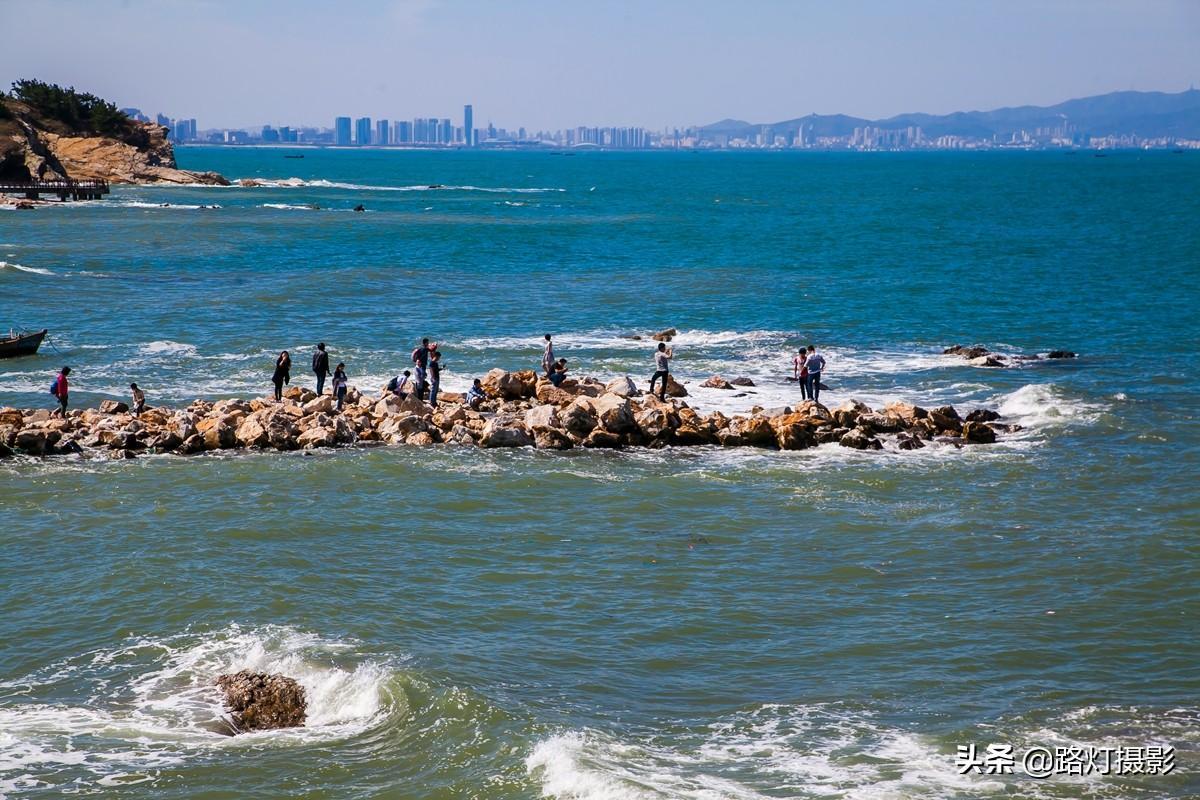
[729,377,755,387]
[406,431,435,446]
[98,400,129,414]
[582,428,622,448]
[0,408,24,428]
[964,408,1000,423]
[198,416,237,449]
[604,376,640,397]
[533,427,574,450]
[216,671,306,733]
[560,397,599,436]
[701,375,734,390]
[284,386,316,404]
[962,421,998,444]
[146,431,183,452]
[928,406,963,434]
[770,413,817,450]
[480,418,533,448]
[943,344,990,359]
[839,428,883,450]
[896,434,926,450]
[883,402,928,425]
[857,412,902,434]
[593,393,636,433]
[446,424,477,446]
[525,404,561,431]
[1047,350,1077,359]
[728,416,775,447]
[301,395,334,416]
[673,424,713,446]
[377,414,430,444]
[635,407,673,440]
[13,429,48,455]
[481,369,537,400]
[535,380,576,406]
[297,426,335,448]
[651,327,677,341]
[970,355,1007,368]
[179,434,206,454]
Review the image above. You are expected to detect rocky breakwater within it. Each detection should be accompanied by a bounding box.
[0,82,227,189]
[216,671,306,733]
[0,369,1020,461]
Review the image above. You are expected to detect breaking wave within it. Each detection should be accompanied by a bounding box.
[0,261,54,276]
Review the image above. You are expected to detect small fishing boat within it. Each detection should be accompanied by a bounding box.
[0,328,47,359]
[284,154,305,159]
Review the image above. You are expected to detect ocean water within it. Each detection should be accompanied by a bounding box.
[0,148,1197,799]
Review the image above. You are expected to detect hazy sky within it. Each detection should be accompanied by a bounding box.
[1,0,1197,130]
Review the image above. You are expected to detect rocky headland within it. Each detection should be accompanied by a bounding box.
[0,368,1018,461]
[0,80,227,197]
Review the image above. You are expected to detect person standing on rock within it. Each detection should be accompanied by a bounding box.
[130,383,146,415]
[412,337,431,400]
[51,366,70,417]
[649,343,673,401]
[272,351,291,402]
[794,348,809,400]
[332,362,348,411]
[428,348,444,407]
[805,345,826,404]
[542,333,555,376]
[312,343,330,396]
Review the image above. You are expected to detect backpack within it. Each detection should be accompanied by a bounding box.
[49,379,58,395]
[386,376,399,392]
[411,347,423,364]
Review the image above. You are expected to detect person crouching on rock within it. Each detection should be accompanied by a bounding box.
[130,383,146,415]
[386,370,411,399]
[332,362,348,411]
[466,378,486,410]
[550,358,569,387]
[51,366,71,418]
[272,350,291,402]
[649,343,673,401]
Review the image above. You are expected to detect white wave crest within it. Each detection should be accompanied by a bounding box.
[236,177,564,193]
[0,261,54,276]
[138,340,199,357]
[995,384,1104,428]
[527,704,1006,800]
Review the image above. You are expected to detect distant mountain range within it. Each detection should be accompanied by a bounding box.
[701,89,1200,140]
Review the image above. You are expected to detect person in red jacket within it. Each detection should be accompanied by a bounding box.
[52,366,71,417]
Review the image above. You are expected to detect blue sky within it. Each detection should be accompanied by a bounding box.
[1,0,1196,130]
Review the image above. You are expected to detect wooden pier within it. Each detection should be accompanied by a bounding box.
[0,179,110,201]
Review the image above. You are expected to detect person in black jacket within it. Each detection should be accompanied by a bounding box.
[312,343,330,395]
[272,351,291,401]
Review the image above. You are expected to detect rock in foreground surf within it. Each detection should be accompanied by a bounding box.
[216,670,306,732]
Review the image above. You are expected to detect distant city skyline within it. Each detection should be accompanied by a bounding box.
[1,0,1197,130]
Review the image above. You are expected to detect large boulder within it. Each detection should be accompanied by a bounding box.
[524,404,561,431]
[480,418,533,448]
[965,408,1000,423]
[604,376,640,397]
[700,375,734,390]
[535,380,577,406]
[582,428,622,448]
[216,671,306,733]
[839,428,883,450]
[198,415,237,449]
[635,407,673,440]
[651,327,677,342]
[0,408,24,428]
[943,344,990,359]
[664,375,688,398]
[1047,350,1077,359]
[728,415,775,447]
[962,421,998,444]
[481,369,537,400]
[883,402,927,426]
[560,397,599,436]
[534,427,574,450]
[593,393,636,433]
[297,426,335,448]
[770,413,817,451]
[928,406,963,434]
[301,395,334,416]
[99,400,129,414]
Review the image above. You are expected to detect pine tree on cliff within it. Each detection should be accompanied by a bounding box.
[9,79,129,137]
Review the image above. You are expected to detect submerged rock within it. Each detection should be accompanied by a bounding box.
[216,671,306,733]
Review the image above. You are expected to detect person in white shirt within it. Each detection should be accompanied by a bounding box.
[804,346,826,403]
[649,342,673,400]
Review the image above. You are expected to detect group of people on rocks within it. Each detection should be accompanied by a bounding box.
[46,335,828,417]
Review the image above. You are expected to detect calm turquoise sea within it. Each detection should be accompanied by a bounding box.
[1,148,1197,799]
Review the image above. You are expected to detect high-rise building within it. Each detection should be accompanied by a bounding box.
[463,105,474,147]
[355,117,372,146]
[376,119,390,146]
[395,120,412,144]
[334,117,352,146]
[440,118,452,145]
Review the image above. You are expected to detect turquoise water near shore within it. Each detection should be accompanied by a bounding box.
[1,148,1198,798]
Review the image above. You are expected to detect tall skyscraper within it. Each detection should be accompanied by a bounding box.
[355,117,372,146]
[334,117,352,146]
[376,119,390,146]
[463,105,473,147]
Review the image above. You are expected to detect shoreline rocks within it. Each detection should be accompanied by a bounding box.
[0,369,1019,462]
[943,344,1078,367]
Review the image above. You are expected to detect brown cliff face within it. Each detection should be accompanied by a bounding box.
[0,98,228,185]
